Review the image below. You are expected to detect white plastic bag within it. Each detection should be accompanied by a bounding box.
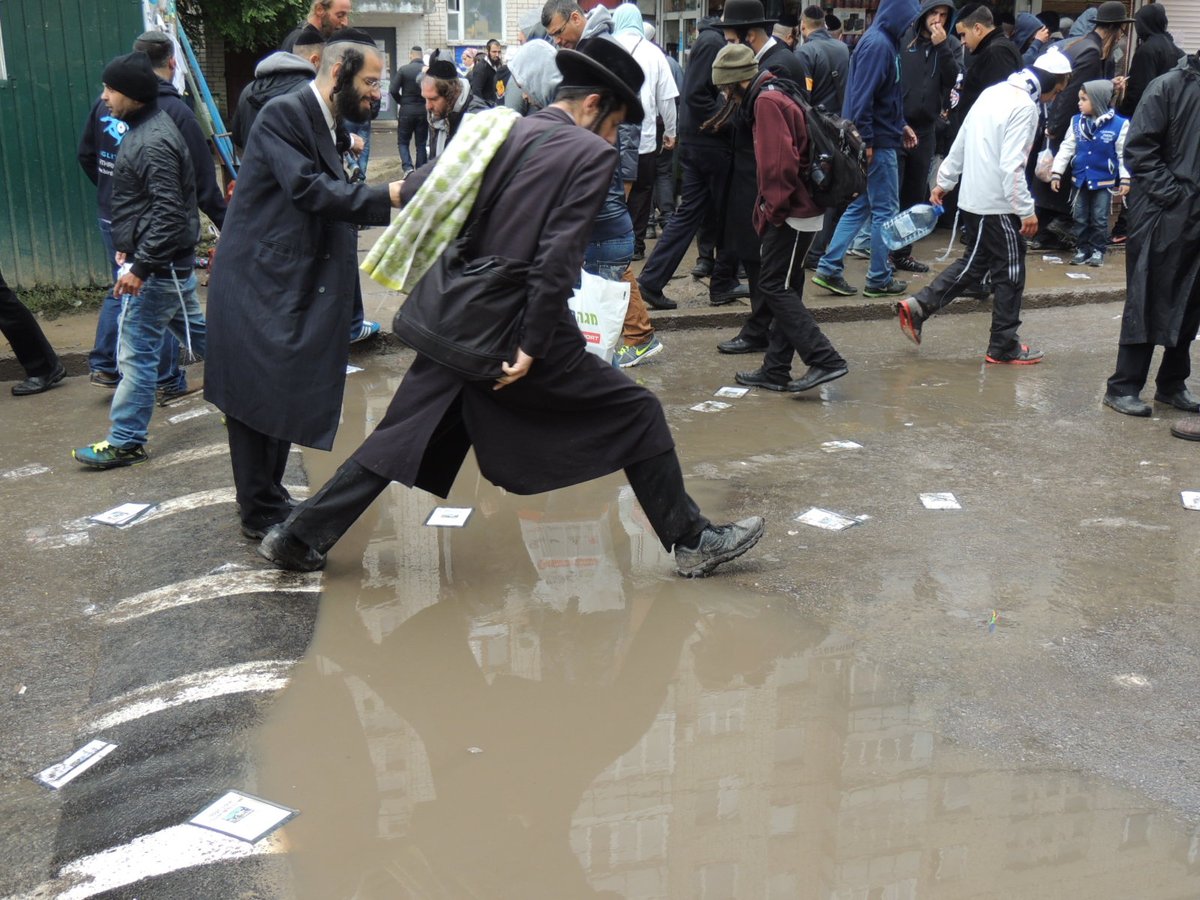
[1035,148,1055,183]
[567,270,629,362]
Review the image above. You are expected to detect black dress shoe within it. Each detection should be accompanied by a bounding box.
[718,336,769,354]
[789,364,849,392]
[710,284,751,305]
[735,368,793,392]
[1154,388,1200,412]
[690,258,714,279]
[1102,393,1152,417]
[638,280,677,310]
[259,525,326,571]
[12,363,65,396]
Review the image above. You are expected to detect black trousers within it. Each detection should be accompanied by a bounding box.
[914,212,1026,358]
[759,226,845,379]
[395,112,428,171]
[640,145,738,292]
[1107,277,1200,397]
[0,265,58,378]
[892,126,936,258]
[734,259,774,347]
[805,203,847,267]
[226,415,293,530]
[286,448,710,556]
[628,151,659,255]
[654,144,677,224]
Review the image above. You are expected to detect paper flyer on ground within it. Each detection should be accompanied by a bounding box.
[188,790,297,844]
[920,492,962,510]
[35,739,118,789]
[345,365,364,374]
[714,386,749,399]
[691,401,731,413]
[90,503,155,527]
[425,507,473,528]
[796,508,860,531]
[1181,491,1200,511]
[820,440,863,452]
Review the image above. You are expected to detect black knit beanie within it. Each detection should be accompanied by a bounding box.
[102,51,159,103]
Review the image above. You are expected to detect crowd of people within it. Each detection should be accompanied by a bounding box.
[2,0,1199,577]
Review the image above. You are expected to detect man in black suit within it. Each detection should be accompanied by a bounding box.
[389,45,428,173]
[204,29,404,539]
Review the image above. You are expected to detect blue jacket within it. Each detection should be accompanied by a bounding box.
[1070,113,1128,189]
[841,0,920,150]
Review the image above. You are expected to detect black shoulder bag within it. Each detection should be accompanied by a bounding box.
[392,124,564,380]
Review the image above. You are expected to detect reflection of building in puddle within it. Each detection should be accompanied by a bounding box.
[274,468,1200,900]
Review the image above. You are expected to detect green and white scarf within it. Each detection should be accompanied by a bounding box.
[361,106,520,292]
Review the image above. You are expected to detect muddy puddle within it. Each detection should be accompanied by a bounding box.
[248,342,1200,899]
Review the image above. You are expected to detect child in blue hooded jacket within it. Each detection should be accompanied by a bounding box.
[1050,78,1130,266]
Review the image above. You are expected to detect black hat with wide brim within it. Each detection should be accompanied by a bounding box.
[1094,0,1135,25]
[556,37,645,125]
[722,0,775,30]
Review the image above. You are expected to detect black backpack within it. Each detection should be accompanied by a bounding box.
[760,77,867,210]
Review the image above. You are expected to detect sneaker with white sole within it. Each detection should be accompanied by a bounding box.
[614,336,664,368]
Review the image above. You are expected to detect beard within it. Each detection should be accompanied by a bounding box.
[333,66,370,124]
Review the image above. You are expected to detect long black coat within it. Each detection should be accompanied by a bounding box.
[1119,55,1200,348]
[352,108,675,496]
[204,88,392,449]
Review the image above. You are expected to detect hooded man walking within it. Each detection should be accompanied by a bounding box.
[810,0,920,301]
[895,51,1073,364]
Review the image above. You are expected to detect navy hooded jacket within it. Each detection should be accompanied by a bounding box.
[841,0,920,150]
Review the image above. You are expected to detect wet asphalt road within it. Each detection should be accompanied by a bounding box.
[3,301,1200,898]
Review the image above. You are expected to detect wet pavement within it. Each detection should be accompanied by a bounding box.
[4,302,1200,898]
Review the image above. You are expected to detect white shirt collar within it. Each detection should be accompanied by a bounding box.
[308,81,337,144]
[755,37,777,62]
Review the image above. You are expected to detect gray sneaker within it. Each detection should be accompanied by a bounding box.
[674,517,765,578]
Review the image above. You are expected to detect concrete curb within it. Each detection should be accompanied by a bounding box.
[0,286,1125,381]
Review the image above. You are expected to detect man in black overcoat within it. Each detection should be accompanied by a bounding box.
[204,30,403,539]
[260,38,765,578]
[1102,52,1200,426]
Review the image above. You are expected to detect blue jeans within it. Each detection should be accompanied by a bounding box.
[1073,187,1111,256]
[396,112,428,171]
[89,218,185,390]
[584,233,635,281]
[344,120,372,178]
[817,148,900,289]
[108,273,206,448]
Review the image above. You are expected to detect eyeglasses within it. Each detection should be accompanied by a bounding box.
[548,17,572,39]
[361,77,381,89]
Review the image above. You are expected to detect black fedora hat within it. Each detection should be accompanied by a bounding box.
[1094,0,1134,25]
[722,0,775,30]
[556,35,645,124]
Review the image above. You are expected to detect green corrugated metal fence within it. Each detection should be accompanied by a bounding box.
[0,0,143,288]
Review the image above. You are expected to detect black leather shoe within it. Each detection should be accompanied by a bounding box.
[1102,393,1152,417]
[12,363,65,396]
[735,368,793,392]
[789,364,849,392]
[690,258,714,279]
[259,525,326,571]
[718,336,768,354]
[675,516,765,577]
[1154,388,1200,412]
[638,280,677,310]
[710,284,751,306]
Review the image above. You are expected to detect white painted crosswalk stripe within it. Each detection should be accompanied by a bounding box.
[103,570,321,624]
[87,660,295,731]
